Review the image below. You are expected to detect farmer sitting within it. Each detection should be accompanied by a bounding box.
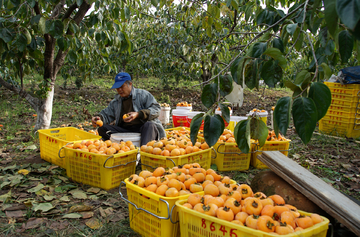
[91,72,165,146]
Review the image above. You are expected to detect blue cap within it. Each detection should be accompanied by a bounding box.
[111,72,131,89]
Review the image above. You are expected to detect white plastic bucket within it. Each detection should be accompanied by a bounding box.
[187,111,204,129]
[159,107,171,124]
[227,116,248,132]
[172,109,189,127]
[176,106,192,111]
[110,133,141,147]
[271,111,274,129]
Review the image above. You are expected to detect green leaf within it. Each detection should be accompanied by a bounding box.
[69,189,87,199]
[272,38,284,53]
[38,17,46,34]
[230,57,245,85]
[336,0,360,31]
[252,42,267,58]
[30,15,41,25]
[262,48,287,69]
[62,213,83,219]
[15,33,27,52]
[283,79,301,92]
[124,6,130,19]
[76,0,83,6]
[286,24,297,35]
[219,103,230,123]
[218,74,233,97]
[292,97,318,144]
[308,82,331,121]
[244,60,257,89]
[234,119,251,153]
[274,97,292,136]
[294,70,311,87]
[190,113,204,145]
[33,203,54,212]
[324,0,338,37]
[57,37,67,51]
[260,59,283,87]
[201,84,217,108]
[0,28,14,43]
[250,117,268,147]
[27,183,44,193]
[23,28,32,44]
[320,63,332,79]
[338,30,354,63]
[49,20,64,38]
[151,0,159,7]
[67,50,77,63]
[203,115,224,147]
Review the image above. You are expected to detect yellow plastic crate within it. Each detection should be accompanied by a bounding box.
[329,87,360,96]
[331,93,360,102]
[211,142,253,171]
[331,98,359,107]
[323,115,360,123]
[319,119,360,138]
[328,104,360,114]
[63,147,138,190]
[324,81,360,90]
[325,109,360,118]
[251,139,291,169]
[176,199,329,237]
[121,179,198,237]
[140,148,212,171]
[38,127,101,168]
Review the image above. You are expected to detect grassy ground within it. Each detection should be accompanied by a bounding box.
[0,75,359,236]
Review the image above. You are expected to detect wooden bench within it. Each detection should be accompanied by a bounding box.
[258,151,360,236]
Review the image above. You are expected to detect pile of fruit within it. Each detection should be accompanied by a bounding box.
[251,108,267,113]
[177,101,192,107]
[127,163,230,197]
[181,184,324,235]
[65,139,137,155]
[140,137,209,156]
[160,103,170,107]
[267,130,287,141]
[165,127,190,138]
[198,129,236,143]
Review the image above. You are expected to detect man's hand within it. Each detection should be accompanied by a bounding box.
[91,116,101,128]
[123,112,139,123]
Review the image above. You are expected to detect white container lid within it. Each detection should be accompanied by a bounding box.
[187,111,204,119]
[110,133,141,147]
[176,106,192,110]
[248,111,268,117]
[230,116,248,122]
[215,110,233,116]
[161,107,171,111]
[172,109,190,116]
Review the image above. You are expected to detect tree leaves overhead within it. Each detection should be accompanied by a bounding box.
[219,103,230,123]
[234,119,251,154]
[262,48,287,69]
[292,97,318,144]
[323,0,338,37]
[274,96,292,136]
[218,74,233,97]
[338,30,354,63]
[203,114,224,147]
[308,82,331,121]
[260,59,283,87]
[250,117,268,147]
[336,0,360,31]
[201,83,217,108]
[190,113,204,145]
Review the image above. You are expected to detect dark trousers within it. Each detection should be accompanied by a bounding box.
[98,122,159,146]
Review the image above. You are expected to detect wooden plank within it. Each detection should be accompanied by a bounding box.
[258,151,360,236]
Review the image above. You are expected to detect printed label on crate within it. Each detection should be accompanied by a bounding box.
[197,218,240,237]
[187,154,203,163]
[74,151,93,160]
[46,136,58,144]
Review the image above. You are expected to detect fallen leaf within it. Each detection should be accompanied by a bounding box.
[80,211,94,219]
[99,207,106,218]
[85,218,102,230]
[341,163,351,169]
[62,213,82,219]
[27,183,44,193]
[23,218,46,229]
[24,145,37,150]
[43,195,56,201]
[18,169,30,175]
[59,196,71,202]
[57,176,69,182]
[49,220,69,230]
[0,190,12,202]
[104,207,114,216]
[69,204,92,213]
[4,204,27,211]
[33,203,54,212]
[69,189,87,199]
[87,187,100,194]
[109,213,125,222]
[6,210,24,218]
[88,195,99,200]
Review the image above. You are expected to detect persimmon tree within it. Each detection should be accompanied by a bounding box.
[0,0,133,130]
[120,0,359,150]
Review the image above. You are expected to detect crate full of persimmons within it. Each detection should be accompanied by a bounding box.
[198,129,255,172]
[176,185,329,237]
[60,139,138,190]
[139,134,212,171]
[251,130,291,169]
[119,163,236,237]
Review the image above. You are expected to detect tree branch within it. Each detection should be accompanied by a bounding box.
[195,2,306,87]
[62,3,78,21]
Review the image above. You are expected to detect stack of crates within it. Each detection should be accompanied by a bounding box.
[319,82,360,138]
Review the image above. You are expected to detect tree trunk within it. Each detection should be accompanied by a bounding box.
[34,86,55,130]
